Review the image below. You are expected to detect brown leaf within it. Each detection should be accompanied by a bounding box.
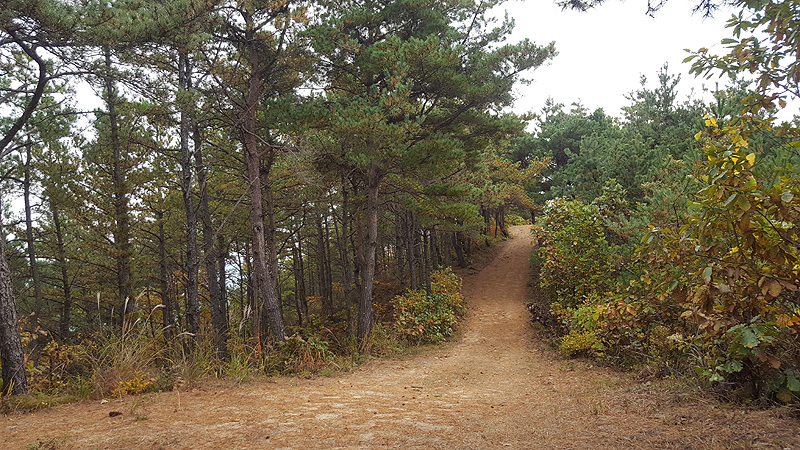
[763,279,782,298]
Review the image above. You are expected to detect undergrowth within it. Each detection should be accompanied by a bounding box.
[0,237,494,414]
[0,285,467,413]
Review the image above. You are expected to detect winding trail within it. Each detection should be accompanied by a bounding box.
[4,225,800,449]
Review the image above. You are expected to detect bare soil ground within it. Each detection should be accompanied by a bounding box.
[5,225,800,449]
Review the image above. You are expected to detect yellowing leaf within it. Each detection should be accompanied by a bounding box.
[776,390,792,402]
[778,314,793,328]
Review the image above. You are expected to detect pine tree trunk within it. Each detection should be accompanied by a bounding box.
[406,211,417,290]
[413,222,423,289]
[217,236,228,334]
[0,213,28,395]
[431,228,440,270]
[178,53,201,337]
[103,46,133,318]
[317,213,332,318]
[297,240,309,324]
[23,145,43,329]
[157,211,174,340]
[324,217,334,314]
[337,170,356,331]
[423,229,431,294]
[245,241,259,340]
[442,231,452,268]
[357,162,381,352]
[292,244,304,327]
[194,122,227,357]
[243,37,285,344]
[264,177,280,294]
[454,231,467,268]
[50,199,72,343]
[482,206,491,236]
[395,212,406,292]
[498,206,509,238]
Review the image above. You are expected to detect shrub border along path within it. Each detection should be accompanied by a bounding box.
[3,225,800,449]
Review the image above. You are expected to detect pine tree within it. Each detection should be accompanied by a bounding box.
[309,0,556,350]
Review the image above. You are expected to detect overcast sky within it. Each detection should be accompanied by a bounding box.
[494,0,738,119]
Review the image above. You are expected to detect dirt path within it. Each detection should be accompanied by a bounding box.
[5,225,800,449]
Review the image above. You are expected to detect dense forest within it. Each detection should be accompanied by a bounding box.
[1,0,799,406]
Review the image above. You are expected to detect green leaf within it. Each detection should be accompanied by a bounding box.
[723,192,737,207]
[737,194,751,211]
[722,360,743,373]
[787,373,800,392]
[739,327,761,348]
[702,266,713,279]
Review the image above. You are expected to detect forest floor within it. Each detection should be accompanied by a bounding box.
[5,224,800,449]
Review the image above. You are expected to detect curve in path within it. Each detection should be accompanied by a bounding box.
[4,225,800,449]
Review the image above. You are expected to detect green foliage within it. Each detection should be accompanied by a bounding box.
[531,198,611,307]
[559,330,604,356]
[392,268,465,344]
[686,0,800,115]
[634,115,800,394]
[536,108,800,399]
[505,214,528,226]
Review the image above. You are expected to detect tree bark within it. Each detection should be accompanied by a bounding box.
[0,211,28,395]
[217,236,229,341]
[430,228,440,270]
[357,161,382,352]
[50,198,72,343]
[324,216,334,315]
[194,120,227,357]
[406,211,417,290]
[292,242,308,327]
[337,169,356,332]
[103,46,133,318]
[423,229,431,294]
[178,52,201,337]
[442,230,452,268]
[317,212,333,318]
[242,34,285,344]
[454,231,467,268]
[395,211,406,292]
[497,206,509,238]
[156,211,174,340]
[23,144,43,328]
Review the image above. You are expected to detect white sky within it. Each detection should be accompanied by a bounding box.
[496,0,740,119]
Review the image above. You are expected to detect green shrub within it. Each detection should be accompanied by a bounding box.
[559,330,603,356]
[531,198,612,308]
[505,214,528,226]
[392,269,465,344]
